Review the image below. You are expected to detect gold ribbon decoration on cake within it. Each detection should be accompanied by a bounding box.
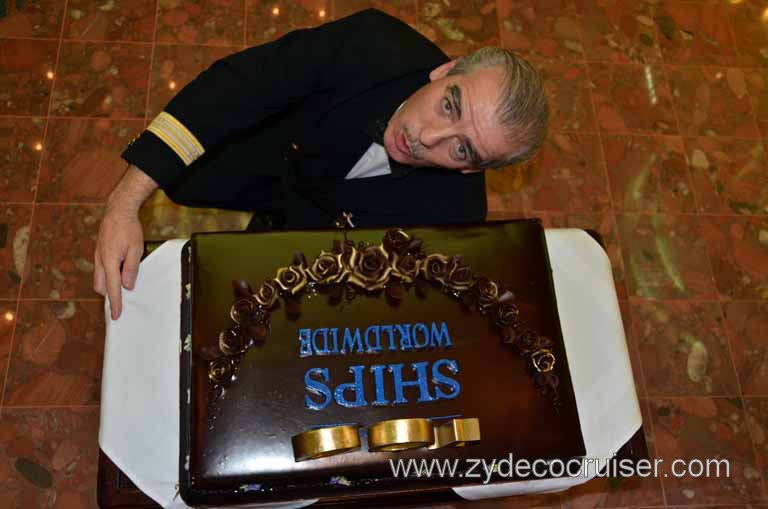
[291,424,361,462]
[210,227,562,409]
[367,418,435,452]
[428,418,481,450]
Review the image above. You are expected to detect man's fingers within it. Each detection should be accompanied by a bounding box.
[93,250,106,296]
[121,245,143,290]
[105,253,123,320]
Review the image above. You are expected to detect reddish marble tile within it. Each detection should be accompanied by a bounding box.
[0,117,45,203]
[484,208,528,221]
[668,66,758,139]
[724,302,768,396]
[247,0,331,46]
[498,0,583,61]
[622,300,646,397]
[537,211,628,300]
[415,0,500,57]
[589,63,677,135]
[334,0,417,25]
[22,204,103,300]
[139,201,251,239]
[744,68,768,140]
[729,0,768,67]
[4,301,104,406]
[149,44,239,117]
[685,137,768,216]
[576,0,662,65]
[602,134,695,213]
[0,301,17,399]
[36,119,142,203]
[52,42,151,118]
[651,397,764,504]
[616,213,718,300]
[0,408,99,508]
[700,215,768,300]
[156,0,244,45]
[655,1,737,66]
[745,397,768,483]
[0,206,33,300]
[535,59,596,131]
[632,300,738,397]
[0,39,57,116]
[0,0,65,38]
[63,0,157,42]
[486,133,609,213]
[560,467,664,508]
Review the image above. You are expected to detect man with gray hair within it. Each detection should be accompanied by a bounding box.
[94,8,549,319]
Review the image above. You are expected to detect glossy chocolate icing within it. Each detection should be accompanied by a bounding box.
[180,220,585,506]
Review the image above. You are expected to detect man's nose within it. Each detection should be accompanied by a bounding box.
[418,125,452,147]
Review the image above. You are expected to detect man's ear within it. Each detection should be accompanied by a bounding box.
[429,60,457,82]
[460,168,483,175]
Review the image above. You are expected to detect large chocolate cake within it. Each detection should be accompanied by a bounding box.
[179,220,585,506]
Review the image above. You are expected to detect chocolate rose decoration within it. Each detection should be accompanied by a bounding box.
[446,260,473,292]
[307,251,344,285]
[254,280,279,308]
[274,266,307,295]
[219,327,249,356]
[515,329,539,354]
[474,277,500,310]
[493,304,520,329]
[421,253,451,285]
[208,357,236,384]
[232,279,253,300]
[392,253,420,283]
[383,229,411,255]
[349,245,391,291]
[230,298,256,324]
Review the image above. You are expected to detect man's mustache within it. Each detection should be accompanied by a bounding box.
[402,126,425,159]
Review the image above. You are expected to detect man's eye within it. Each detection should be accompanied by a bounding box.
[456,144,467,159]
[442,98,452,114]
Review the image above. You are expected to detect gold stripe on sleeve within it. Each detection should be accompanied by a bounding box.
[146,112,205,166]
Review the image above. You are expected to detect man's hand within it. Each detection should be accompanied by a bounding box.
[94,165,159,320]
[94,209,144,320]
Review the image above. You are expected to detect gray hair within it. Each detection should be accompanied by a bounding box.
[448,47,549,169]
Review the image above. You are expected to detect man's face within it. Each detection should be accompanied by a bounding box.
[383,62,512,173]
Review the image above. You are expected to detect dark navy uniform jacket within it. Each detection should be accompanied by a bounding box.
[122,9,486,229]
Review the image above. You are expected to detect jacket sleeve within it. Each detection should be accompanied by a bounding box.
[122,9,389,189]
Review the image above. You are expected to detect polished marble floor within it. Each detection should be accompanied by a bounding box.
[1,0,768,508]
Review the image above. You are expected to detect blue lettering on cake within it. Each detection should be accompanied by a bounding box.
[311,328,330,355]
[364,325,382,353]
[329,328,339,354]
[304,367,332,410]
[432,359,461,399]
[298,329,312,358]
[395,324,412,351]
[390,361,435,404]
[369,364,389,406]
[430,322,453,348]
[412,323,430,348]
[333,365,368,408]
[381,325,396,351]
[341,327,363,354]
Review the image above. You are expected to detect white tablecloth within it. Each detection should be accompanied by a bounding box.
[99,230,642,508]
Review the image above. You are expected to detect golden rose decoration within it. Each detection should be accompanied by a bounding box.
[219,327,248,356]
[493,303,520,329]
[421,253,452,285]
[474,277,500,310]
[383,229,411,255]
[391,253,420,283]
[445,262,473,292]
[274,266,308,295]
[307,251,345,285]
[348,245,391,291]
[208,357,236,384]
[254,280,279,308]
